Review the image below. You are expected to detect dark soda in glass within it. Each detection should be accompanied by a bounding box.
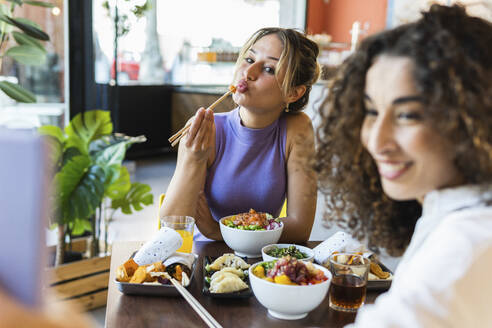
[329,274,366,311]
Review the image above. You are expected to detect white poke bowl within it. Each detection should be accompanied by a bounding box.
[249,261,332,320]
[219,215,283,258]
[261,244,314,262]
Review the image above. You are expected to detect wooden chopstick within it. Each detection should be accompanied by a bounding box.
[169,121,192,143]
[164,273,223,328]
[168,86,236,147]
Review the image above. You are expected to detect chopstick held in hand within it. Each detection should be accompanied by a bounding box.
[169,85,237,147]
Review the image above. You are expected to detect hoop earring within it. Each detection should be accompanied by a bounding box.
[285,103,290,113]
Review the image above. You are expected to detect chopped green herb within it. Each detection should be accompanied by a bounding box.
[266,245,308,259]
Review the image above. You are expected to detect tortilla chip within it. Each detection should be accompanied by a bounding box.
[130,266,148,283]
[147,261,165,273]
[370,261,390,279]
[116,264,131,282]
[123,259,139,277]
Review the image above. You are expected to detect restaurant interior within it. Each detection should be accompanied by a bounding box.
[1,0,491,327]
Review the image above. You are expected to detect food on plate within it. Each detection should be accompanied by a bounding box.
[129,265,151,283]
[210,267,245,280]
[330,252,392,281]
[116,259,139,282]
[206,253,250,271]
[116,252,195,286]
[266,245,308,259]
[313,232,392,281]
[254,256,329,286]
[313,231,365,265]
[222,209,282,231]
[209,270,249,293]
[164,253,195,271]
[369,260,391,280]
[205,254,251,294]
[133,227,183,266]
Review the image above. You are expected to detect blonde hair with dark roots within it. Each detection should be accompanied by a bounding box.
[234,27,320,112]
[315,4,492,256]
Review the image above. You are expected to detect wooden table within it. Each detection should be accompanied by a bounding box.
[105,241,383,328]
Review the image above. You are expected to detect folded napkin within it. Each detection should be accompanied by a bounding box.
[133,227,183,265]
[313,231,366,265]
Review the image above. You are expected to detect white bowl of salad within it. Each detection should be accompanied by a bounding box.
[249,256,332,320]
[262,244,314,262]
[219,209,283,258]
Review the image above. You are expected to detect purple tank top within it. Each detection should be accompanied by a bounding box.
[205,107,287,221]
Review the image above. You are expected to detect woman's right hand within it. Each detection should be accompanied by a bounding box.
[179,107,215,164]
[161,107,215,219]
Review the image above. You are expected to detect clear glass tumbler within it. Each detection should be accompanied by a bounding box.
[329,253,370,312]
[160,216,195,253]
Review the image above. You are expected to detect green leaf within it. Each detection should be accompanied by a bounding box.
[5,45,47,65]
[111,182,153,214]
[65,110,113,154]
[0,80,36,103]
[105,165,131,199]
[56,155,106,223]
[0,4,13,35]
[62,147,82,167]
[38,125,64,143]
[90,134,146,167]
[0,15,49,40]
[71,218,92,236]
[90,136,127,167]
[104,164,123,186]
[12,31,46,52]
[24,1,56,8]
[65,135,86,155]
[5,0,22,5]
[15,17,42,30]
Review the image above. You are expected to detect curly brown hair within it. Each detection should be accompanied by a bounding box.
[315,4,492,256]
[234,27,320,112]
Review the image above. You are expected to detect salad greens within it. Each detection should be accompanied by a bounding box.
[266,245,308,259]
[223,213,282,231]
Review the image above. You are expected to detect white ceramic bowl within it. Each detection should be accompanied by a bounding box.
[261,244,314,262]
[219,215,283,258]
[249,261,332,320]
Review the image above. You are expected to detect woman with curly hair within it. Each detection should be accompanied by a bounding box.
[162,27,320,242]
[316,4,492,326]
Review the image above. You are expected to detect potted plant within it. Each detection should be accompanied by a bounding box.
[39,109,153,310]
[39,109,153,266]
[0,1,154,310]
[0,0,54,103]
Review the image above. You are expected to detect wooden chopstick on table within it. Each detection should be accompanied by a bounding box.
[168,86,236,147]
[164,273,223,328]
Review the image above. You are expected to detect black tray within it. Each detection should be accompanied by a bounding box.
[115,253,198,296]
[202,256,252,298]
